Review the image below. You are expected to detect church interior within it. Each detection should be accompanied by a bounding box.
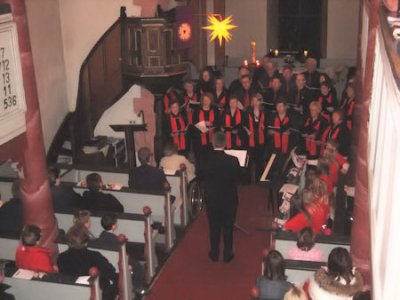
[0,0,399,299]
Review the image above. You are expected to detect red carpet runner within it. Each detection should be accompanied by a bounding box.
[146,185,272,300]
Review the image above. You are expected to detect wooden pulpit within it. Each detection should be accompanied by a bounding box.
[110,124,147,170]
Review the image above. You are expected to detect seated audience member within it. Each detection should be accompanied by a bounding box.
[284,286,308,300]
[58,224,118,300]
[0,261,14,300]
[82,173,124,213]
[132,147,169,191]
[307,247,364,300]
[286,227,324,262]
[48,166,83,211]
[159,143,195,182]
[0,180,23,236]
[89,213,147,294]
[71,210,95,239]
[256,250,293,300]
[16,225,55,273]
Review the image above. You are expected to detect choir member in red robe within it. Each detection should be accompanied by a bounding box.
[265,76,285,104]
[233,74,259,110]
[318,82,339,122]
[163,87,179,114]
[164,101,188,153]
[247,93,268,179]
[214,75,229,113]
[193,93,220,160]
[182,80,199,125]
[269,100,293,155]
[221,96,247,149]
[281,65,297,101]
[340,84,356,130]
[196,66,215,96]
[303,101,328,160]
[302,58,321,89]
[320,109,351,157]
[292,73,315,118]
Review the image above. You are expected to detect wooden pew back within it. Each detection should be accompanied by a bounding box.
[273,231,350,260]
[55,211,145,243]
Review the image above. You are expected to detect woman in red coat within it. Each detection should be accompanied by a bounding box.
[16,225,55,273]
[283,179,330,234]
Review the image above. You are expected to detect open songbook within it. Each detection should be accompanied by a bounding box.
[224,150,248,167]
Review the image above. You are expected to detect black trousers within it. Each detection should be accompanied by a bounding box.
[206,204,237,259]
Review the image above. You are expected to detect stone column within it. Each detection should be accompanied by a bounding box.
[350,0,380,286]
[3,0,58,260]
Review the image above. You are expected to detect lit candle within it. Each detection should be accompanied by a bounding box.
[304,50,308,57]
[256,60,260,67]
[244,59,248,67]
[274,49,279,57]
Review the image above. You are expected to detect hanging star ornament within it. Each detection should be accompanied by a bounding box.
[203,15,238,46]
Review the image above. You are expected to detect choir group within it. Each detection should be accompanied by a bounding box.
[162,57,355,181]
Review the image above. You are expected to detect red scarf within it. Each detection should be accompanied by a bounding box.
[249,111,265,147]
[225,110,242,149]
[320,125,341,156]
[199,109,215,145]
[274,115,289,154]
[164,91,177,112]
[170,114,186,150]
[184,94,198,124]
[341,97,355,130]
[305,118,321,156]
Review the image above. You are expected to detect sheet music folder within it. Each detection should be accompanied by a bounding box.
[224,150,249,167]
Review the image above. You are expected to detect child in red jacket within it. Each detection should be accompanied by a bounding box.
[16,225,56,273]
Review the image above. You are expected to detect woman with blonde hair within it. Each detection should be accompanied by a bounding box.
[284,286,308,300]
[283,179,330,233]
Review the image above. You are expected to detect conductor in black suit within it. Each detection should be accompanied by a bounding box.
[198,132,241,263]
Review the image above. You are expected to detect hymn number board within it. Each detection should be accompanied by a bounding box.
[0,13,27,145]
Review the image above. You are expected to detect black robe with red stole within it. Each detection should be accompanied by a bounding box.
[302,115,328,160]
[221,109,248,149]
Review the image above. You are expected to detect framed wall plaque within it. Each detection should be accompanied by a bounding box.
[0,11,27,146]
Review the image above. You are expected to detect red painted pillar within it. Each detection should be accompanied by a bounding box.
[350,0,380,286]
[1,0,58,260]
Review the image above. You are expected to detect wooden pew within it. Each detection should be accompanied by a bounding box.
[60,168,189,226]
[3,262,97,300]
[0,236,135,299]
[272,231,351,260]
[285,259,325,284]
[55,209,158,279]
[0,178,14,201]
[63,182,175,250]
